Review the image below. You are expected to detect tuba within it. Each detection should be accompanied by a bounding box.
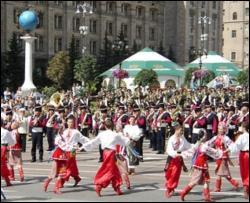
[49,92,64,108]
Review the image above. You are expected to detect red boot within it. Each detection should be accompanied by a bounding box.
[5,176,12,186]
[73,176,81,187]
[203,188,214,202]
[43,178,52,192]
[95,185,102,197]
[59,178,65,188]
[165,188,174,198]
[179,185,193,201]
[244,186,249,199]
[53,179,62,194]
[214,179,221,192]
[114,186,123,195]
[227,177,239,190]
[18,167,24,182]
[9,167,15,181]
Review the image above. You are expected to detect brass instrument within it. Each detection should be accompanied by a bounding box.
[49,92,64,108]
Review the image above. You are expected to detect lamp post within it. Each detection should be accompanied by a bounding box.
[75,2,93,54]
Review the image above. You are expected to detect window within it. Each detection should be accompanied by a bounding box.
[246,8,249,16]
[54,1,63,6]
[106,2,115,14]
[72,1,77,7]
[136,6,144,18]
[37,12,44,28]
[15,32,24,49]
[13,8,21,24]
[121,23,128,37]
[73,17,80,32]
[54,37,62,53]
[201,11,205,17]
[90,19,97,34]
[231,52,236,61]
[190,16,194,32]
[212,38,215,50]
[212,14,217,31]
[75,38,80,54]
[222,38,224,46]
[149,28,156,41]
[232,30,236,38]
[121,3,130,16]
[90,1,97,11]
[35,34,44,52]
[201,1,206,8]
[150,9,157,21]
[54,15,63,29]
[36,1,45,5]
[106,21,113,35]
[232,12,237,20]
[190,35,194,46]
[190,1,194,7]
[90,40,97,54]
[212,1,216,9]
[136,25,142,39]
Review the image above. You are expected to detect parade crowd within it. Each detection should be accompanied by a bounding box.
[1,84,249,201]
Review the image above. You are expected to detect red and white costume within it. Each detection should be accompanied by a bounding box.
[165,134,192,197]
[228,131,249,198]
[1,127,16,186]
[80,130,130,196]
[207,133,239,191]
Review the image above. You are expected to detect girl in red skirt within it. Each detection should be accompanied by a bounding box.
[207,122,239,192]
[179,130,223,202]
[79,119,130,197]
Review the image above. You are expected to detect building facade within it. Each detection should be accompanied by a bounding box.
[222,1,249,69]
[1,1,223,69]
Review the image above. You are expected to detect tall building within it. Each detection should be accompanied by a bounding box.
[222,1,249,69]
[1,1,223,69]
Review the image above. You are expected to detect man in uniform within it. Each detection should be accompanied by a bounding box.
[183,106,193,143]
[78,103,92,138]
[29,104,46,162]
[156,103,172,154]
[205,104,218,141]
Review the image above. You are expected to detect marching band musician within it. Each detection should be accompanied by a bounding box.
[147,103,156,149]
[17,108,29,152]
[191,106,207,144]
[183,106,194,143]
[29,104,46,162]
[226,106,240,141]
[133,104,147,160]
[156,103,172,154]
[204,104,218,140]
[45,105,57,151]
[112,104,128,129]
[78,103,92,138]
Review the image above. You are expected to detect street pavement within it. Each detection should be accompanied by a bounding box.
[1,136,248,202]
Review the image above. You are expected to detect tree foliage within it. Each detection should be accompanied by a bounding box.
[74,54,98,84]
[46,51,70,90]
[2,32,24,91]
[68,34,80,86]
[237,68,249,85]
[134,69,158,87]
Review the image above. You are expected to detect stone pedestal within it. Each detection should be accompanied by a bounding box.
[20,35,37,96]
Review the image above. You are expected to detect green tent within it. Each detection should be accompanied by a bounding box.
[100,47,184,77]
[185,51,241,77]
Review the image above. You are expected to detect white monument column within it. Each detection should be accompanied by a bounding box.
[20,35,37,95]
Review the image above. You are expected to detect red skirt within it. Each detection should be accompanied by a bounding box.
[65,152,79,180]
[239,151,249,187]
[1,146,9,178]
[165,157,182,190]
[52,147,68,161]
[94,149,122,189]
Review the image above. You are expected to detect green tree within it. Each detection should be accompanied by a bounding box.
[68,34,80,86]
[237,68,249,85]
[157,40,166,57]
[189,46,197,62]
[97,31,113,73]
[46,51,70,90]
[167,45,176,62]
[2,32,24,91]
[74,54,98,84]
[134,69,158,87]
[184,67,199,86]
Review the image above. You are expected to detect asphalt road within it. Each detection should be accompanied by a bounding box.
[1,136,248,202]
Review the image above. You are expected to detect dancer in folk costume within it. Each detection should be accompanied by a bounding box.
[1,119,16,186]
[164,122,190,198]
[123,115,143,175]
[43,115,89,193]
[115,125,131,190]
[179,130,223,202]
[206,122,239,192]
[8,122,25,182]
[226,121,249,199]
[79,119,130,197]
